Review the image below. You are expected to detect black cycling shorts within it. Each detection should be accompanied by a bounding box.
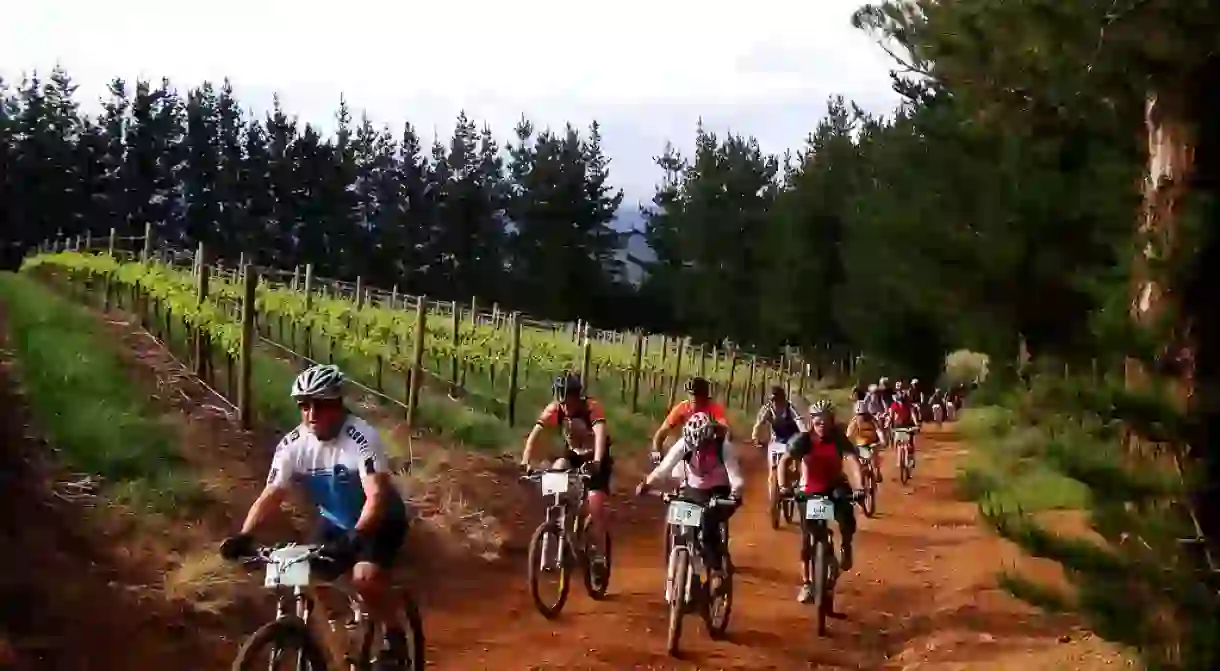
[564,450,614,493]
[312,515,409,579]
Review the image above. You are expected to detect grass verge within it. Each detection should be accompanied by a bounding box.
[0,272,207,514]
[956,394,1217,670]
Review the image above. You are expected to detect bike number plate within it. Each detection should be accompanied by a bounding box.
[540,472,569,496]
[804,496,834,521]
[264,546,312,588]
[667,500,703,527]
[768,441,788,457]
[858,446,872,460]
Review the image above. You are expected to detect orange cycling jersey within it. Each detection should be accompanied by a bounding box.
[664,398,729,428]
[537,397,607,429]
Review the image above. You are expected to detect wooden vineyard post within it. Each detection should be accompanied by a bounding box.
[743,356,756,409]
[580,331,593,389]
[450,300,460,388]
[406,295,428,428]
[303,264,314,361]
[629,331,644,412]
[291,265,300,291]
[238,267,258,429]
[389,285,399,309]
[103,228,117,311]
[140,221,152,263]
[195,248,211,378]
[725,353,738,406]
[798,359,807,396]
[355,276,364,309]
[84,230,91,251]
[668,338,686,409]
[507,312,522,426]
[698,346,708,378]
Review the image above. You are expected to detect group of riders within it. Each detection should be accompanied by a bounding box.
[215,362,964,667]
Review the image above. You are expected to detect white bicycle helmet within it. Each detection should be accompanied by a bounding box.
[879,377,890,387]
[682,412,717,444]
[809,399,833,416]
[291,364,345,399]
[867,383,879,393]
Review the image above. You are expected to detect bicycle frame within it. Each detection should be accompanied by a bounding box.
[533,472,588,569]
[273,582,363,669]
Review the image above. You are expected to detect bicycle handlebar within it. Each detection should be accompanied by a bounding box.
[645,489,738,509]
[519,467,594,483]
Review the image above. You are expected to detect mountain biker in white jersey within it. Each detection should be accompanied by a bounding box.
[220,364,412,665]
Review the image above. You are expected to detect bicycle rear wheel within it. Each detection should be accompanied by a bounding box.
[232,616,328,671]
[861,469,877,518]
[579,513,612,599]
[357,590,427,671]
[898,443,911,485]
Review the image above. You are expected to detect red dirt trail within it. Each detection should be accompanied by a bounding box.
[0,295,1135,670]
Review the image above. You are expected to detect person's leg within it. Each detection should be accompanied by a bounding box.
[350,517,409,660]
[797,503,814,602]
[835,495,857,571]
[585,456,613,565]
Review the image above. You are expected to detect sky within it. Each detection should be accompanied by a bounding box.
[1,0,902,204]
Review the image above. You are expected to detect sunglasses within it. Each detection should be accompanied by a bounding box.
[296,398,339,411]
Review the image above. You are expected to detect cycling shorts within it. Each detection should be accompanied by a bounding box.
[564,449,615,493]
[312,515,409,579]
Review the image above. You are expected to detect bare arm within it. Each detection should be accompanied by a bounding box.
[521,424,545,466]
[354,471,394,534]
[239,485,288,535]
[651,424,673,453]
[592,422,608,463]
[723,441,744,491]
[776,453,795,490]
[645,441,686,486]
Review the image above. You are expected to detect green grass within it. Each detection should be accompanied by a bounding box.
[956,406,1091,512]
[956,389,1219,670]
[0,272,208,515]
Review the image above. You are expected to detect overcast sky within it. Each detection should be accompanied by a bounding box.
[1,0,901,203]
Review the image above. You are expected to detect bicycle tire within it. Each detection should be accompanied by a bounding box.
[527,521,571,619]
[861,469,877,518]
[579,513,612,599]
[232,616,328,671]
[666,549,690,657]
[357,589,428,671]
[767,478,781,530]
[898,442,911,485]
[703,553,733,640]
[813,535,830,637]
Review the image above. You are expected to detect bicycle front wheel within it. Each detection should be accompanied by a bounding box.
[527,521,571,619]
[232,617,328,671]
[667,549,690,657]
[812,536,831,637]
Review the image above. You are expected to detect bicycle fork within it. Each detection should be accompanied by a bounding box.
[665,536,696,605]
[539,505,568,572]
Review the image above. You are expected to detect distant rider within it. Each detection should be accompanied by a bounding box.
[751,385,807,490]
[651,376,730,461]
[889,389,920,469]
[846,400,884,482]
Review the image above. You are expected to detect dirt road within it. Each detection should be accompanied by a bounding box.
[420,430,1132,670]
[0,290,1133,670]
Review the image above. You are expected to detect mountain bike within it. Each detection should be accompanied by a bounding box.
[856,443,880,518]
[649,490,737,657]
[521,467,611,619]
[764,440,797,529]
[793,490,852,636]
[893,428,916,484]
[231,543,425,670]
[932,401,945,426]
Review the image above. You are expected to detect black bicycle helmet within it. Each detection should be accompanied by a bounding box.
[553,373,583,400]
[684,376,711,398]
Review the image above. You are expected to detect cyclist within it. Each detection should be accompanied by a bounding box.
[776,400,865,603]
[219,364,411,665]
[751,385,806,494]
[520,373,612,577]
[637,412,742,589]
[889,389,921,469]
[878,377,895,406]
[846,400,884,482]
[651,376,729,461]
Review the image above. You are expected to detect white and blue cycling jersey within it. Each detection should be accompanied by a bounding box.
[267,414,408,530]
